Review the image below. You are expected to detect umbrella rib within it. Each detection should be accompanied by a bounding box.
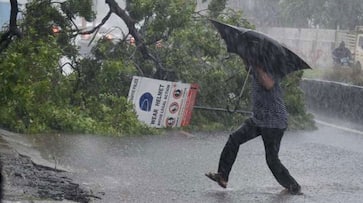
[238,65,251,98]
[227,65,251,113]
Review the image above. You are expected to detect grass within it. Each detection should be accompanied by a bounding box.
[302,68,325,79]
[303,66,363,86]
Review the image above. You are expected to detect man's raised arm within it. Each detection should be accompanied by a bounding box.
[255,65,275,90]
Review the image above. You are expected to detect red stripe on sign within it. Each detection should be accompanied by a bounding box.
[181,83,199,126]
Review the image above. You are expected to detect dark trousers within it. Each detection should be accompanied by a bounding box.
[218,118,300,190]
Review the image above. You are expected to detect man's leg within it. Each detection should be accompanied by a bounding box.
[261,128,301,194]
[217,118,259,182]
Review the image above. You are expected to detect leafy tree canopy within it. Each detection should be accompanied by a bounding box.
[0,0,316,135]
[279,0,363,29]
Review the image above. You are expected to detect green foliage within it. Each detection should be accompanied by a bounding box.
[0,34,64,133]
[0,0,315,136]
[323,67,363,86]
[23,0,80,58]
[235,0,363,29]
[207,0,227,18]
[126,0,154,21]
[83,94,154,136]
[61,0,96,21]
[282,71,316,130]
[127,0,196,42]
[280,0,363,29]
[244,0,281,27]
[0,0,154,136]
[0,34,152,135]
[89,2,313,131]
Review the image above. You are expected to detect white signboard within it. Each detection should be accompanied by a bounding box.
[127,76,199,128]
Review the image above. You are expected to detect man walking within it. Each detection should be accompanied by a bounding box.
[205,63,301,195]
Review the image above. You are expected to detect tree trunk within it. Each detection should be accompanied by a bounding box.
[0,0,22,53]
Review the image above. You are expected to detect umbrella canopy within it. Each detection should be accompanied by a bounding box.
[210,19,311,78]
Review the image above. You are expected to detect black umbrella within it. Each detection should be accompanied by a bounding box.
[210,19,311,78]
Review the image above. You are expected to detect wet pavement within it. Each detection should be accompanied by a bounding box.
[0,130,95,203]
[1,118,363,203]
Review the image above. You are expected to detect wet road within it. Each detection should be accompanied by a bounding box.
[3,120,363,203]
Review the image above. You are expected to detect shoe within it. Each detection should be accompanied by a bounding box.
[205,172,227,188]
[288,184,303,195]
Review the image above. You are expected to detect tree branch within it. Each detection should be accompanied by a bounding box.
[73,10,112,36]
[105,0,166,79]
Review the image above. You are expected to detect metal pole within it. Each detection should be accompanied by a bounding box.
[193,105,252,115]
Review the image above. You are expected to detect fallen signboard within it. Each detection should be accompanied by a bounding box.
[127,76,199,128]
